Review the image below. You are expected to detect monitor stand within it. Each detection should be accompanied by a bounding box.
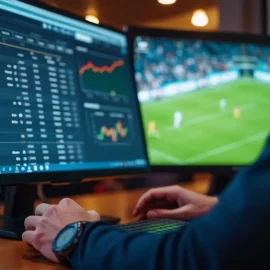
[0,185,38,240]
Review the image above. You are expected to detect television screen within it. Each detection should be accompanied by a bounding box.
[134,36,270,166]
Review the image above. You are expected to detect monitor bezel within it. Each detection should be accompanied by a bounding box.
[0,1,150,186]
[126,25,270,174]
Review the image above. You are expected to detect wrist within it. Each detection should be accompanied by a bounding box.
[69,221,109,268]
[52,221,92,267]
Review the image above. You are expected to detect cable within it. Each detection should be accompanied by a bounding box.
[37,183,49,203]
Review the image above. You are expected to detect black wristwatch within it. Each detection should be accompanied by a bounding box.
[52,221,87,267]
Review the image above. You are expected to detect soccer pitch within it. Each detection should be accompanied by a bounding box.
[141,78,270,166]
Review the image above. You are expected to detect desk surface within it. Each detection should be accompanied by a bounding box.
[0,179,210,269]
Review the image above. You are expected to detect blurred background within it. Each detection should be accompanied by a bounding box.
[37,0,267,34]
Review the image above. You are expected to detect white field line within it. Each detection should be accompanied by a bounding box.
[149,148,185,165]
[186,131,268,164]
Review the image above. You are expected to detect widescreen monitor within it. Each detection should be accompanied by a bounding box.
[0,1,148,186]
[128,26,270,172]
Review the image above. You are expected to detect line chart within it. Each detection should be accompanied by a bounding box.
[79,56,128,97]
[79,60,124,75]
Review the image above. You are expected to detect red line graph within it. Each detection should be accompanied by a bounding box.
[79,60,124,75]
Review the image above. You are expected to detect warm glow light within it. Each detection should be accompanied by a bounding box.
[85,15,100,24]
[158,0,177,5]
[191,9,209,27]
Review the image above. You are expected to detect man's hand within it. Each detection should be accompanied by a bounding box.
[133,185,218,221]
[22,198,100,263]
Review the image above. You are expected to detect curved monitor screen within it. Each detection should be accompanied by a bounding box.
[134,34,270,166]
[0,0,148,175]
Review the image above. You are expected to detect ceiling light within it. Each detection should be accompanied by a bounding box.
[158,0,177,5]
[85,15,100,25]
[191,9,209,27]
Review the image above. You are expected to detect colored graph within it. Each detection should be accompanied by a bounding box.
[79,60,124,75]
[97,121,128,143]
[79,55,129,97]
[91,111,133,145]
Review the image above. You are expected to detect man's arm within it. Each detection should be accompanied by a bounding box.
[70,136,270,270]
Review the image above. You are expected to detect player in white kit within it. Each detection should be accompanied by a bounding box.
[173,111,183,129]
[220,98,227,110]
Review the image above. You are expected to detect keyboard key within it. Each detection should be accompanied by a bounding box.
[116,219,186,234]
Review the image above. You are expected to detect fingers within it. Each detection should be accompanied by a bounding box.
[134,186,180,216]
[35,199,101,224]
[24,216,41,230]
[22,231,38,250]
[147,208,181,219]
[87,210,101,221]
[35,199,78,216]
[135,200,174,220]
[134,188,165,215]
[35,203,52,216]
[58,198,76,207]
[147,204,193,220]
[58,198,83,211]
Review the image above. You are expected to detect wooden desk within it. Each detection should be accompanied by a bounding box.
[0,179,210,269]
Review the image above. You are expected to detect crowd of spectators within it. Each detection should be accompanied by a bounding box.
[134,38,270,91]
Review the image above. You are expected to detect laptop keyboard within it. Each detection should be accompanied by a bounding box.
[116,219,186,234]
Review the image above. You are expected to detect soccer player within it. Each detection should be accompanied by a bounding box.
[234,107,241,119]
[173,111,183,129]
[219,98,227,110]
[148,120,159,137]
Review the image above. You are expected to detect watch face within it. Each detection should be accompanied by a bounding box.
[55,225,77,251]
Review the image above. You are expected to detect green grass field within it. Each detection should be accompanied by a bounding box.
[141,78,270,165]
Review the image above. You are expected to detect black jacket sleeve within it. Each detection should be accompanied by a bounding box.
[70,135,270,270]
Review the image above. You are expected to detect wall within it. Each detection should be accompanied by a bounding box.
[268,0,270,33]
[218,0,262,34]
[140,6,219,31]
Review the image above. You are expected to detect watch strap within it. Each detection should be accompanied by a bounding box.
[53,221,88,267]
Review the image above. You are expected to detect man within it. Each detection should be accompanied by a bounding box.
[219,98,227,110]
[173,111,183,129]
[148,120,159,137]
[23,135,270,269]
[233,107,241,119]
